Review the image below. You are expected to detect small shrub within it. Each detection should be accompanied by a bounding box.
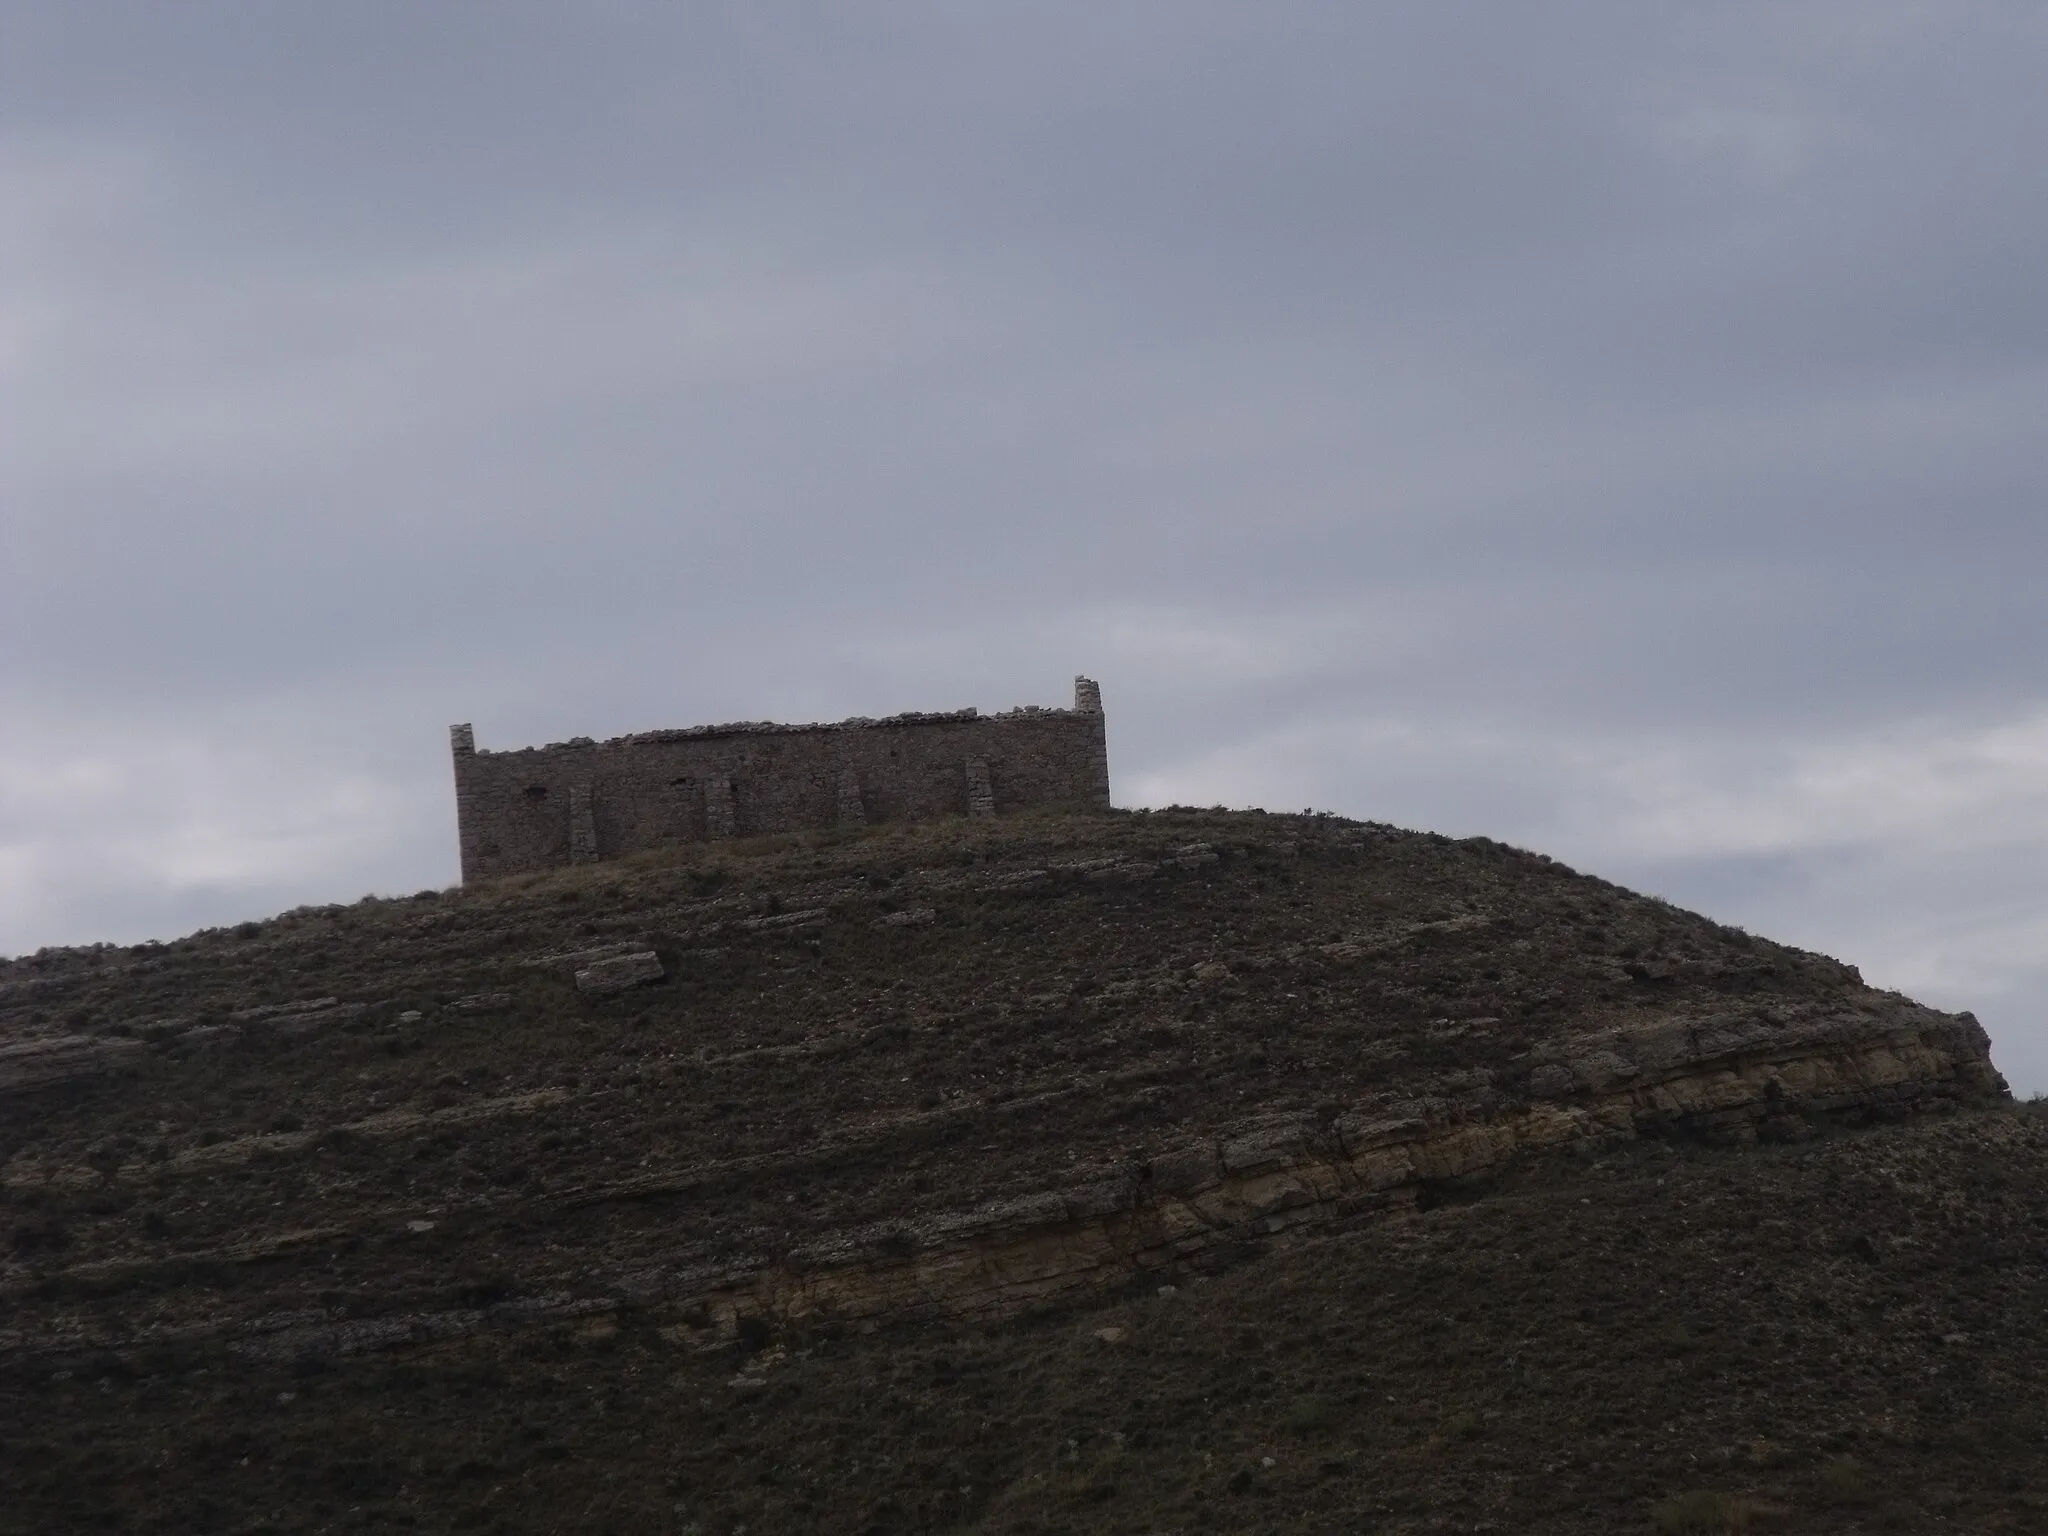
[1282,1394,1333,1434]
[1650,1490,1756,1534]
[456,1275,512,1308]
[1816,1454,1871,1505]
[10,1219,69,1256]
[290,1348,334,1379]
[1657,1320,1697,1356]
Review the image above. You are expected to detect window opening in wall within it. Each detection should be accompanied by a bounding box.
[523,785,548,801]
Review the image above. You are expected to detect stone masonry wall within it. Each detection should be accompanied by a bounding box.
[450,678,1111,882]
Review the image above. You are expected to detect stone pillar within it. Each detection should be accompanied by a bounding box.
[568,785,599,864]
[706,776,738,840]
[836,769,866,826]
[450,725,479,885]
[965,757,995,819]
[1072,679,1111,807]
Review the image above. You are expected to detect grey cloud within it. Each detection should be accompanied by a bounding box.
[4,3,2046,1082]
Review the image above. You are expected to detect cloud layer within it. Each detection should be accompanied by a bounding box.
[5,3,2046,1085]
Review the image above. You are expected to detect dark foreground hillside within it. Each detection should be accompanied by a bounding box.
[8,1106,2048,1534]
[0,808,2030,1533]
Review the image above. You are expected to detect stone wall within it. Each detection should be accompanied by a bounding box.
[451,678,1111,882]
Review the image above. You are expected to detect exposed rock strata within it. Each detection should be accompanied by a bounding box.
[574,950,665,995]
[656,1002,2001,1340]
[0,809,2013,1381]
[0,1033,143,1093]
[29,1000,1987,1371]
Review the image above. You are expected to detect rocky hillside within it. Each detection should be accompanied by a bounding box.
[0,808,2028,1533]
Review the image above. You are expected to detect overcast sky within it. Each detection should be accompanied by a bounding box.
[5,3,2047,1086]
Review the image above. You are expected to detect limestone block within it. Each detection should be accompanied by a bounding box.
[734,908,827,933]
[1082,860,1152,882]
[575,950,665,996]
[521,942,644,971]
[1220,1116,1315,1175]
[229,997,366,1035]
[1332,1108,1426,1156]
[1565,1048,1639,1092]
[1148,1144,1222,1194]
[1348,1145,1418,1192]
[231,997,341,1022]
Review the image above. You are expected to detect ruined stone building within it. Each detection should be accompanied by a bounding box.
[450,677,1110,882]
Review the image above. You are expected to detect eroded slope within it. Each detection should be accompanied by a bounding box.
[7,1106,2048,1533]
[0,809,2003,1365]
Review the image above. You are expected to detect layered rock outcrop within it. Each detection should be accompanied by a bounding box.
[656,1001,2002,1340]
[0,810,2009,1372]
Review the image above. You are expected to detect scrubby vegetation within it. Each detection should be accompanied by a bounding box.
[0,809,2037,1532]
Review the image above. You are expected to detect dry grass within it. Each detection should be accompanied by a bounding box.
[1650,1489,1760,1533]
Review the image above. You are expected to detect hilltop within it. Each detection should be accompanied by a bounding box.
[1,808,2037,1534]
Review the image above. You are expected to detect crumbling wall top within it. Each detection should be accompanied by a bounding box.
[472,685,1101,758]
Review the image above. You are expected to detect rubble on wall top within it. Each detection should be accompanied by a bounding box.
[493,703,1085,757]
[628,707,982,744]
